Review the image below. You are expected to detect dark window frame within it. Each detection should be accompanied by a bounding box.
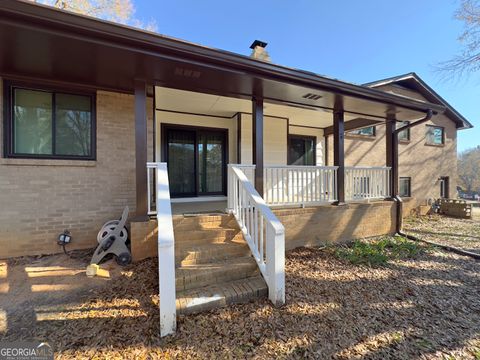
[347,126,376,137]
[425,125,445,146]
[398,121,410,142]
[399,177,411,198]
[3,80,96,160]
[161,123,229,198]
[439,176,449,199]
[287,134,316,166]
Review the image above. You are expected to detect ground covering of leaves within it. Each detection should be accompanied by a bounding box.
[2,227,480,359]
[404,214,480,255]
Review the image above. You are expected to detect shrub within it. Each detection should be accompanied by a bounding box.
[334,236,425,267]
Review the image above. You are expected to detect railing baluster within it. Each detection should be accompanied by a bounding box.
[227,165,285,306]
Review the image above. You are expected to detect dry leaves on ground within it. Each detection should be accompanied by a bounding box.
[1,216,480,359]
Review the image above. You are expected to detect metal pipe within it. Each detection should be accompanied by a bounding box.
[394,109,433,135]
[392,109,434,234]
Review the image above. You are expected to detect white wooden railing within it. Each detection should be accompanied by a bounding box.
[234,164,255,184]
[147,162,176,337]
[264,165,338,206]
[227,165,285,306]
[345,166,391,201]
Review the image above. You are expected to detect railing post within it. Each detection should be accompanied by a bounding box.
[155,162,176,337]
[266,222,285,306]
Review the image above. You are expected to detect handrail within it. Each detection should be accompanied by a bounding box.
[228,165,285,306]
[147,162,176,337]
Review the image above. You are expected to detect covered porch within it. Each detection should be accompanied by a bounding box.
[144,85,396,216]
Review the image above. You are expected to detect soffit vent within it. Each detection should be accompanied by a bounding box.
[302,93,322,100]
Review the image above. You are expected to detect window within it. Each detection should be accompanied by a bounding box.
[5,83,95,159]
[399,177,411,197]
[348,126,375,137]
[426,125,444,146]
[288,135,316,165]
[397,121,410,141]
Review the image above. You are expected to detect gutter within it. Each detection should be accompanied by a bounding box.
[392,110,480,259]
[390,109,433,234]
[0,1,444,114]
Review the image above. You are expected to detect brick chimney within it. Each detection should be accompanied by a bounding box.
[250,40,271,62]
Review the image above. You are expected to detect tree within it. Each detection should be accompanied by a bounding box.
[438,0,480,77]
[458,146,480,193]
[31,0,157,31]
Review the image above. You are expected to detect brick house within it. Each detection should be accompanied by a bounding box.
[0,1,472,335]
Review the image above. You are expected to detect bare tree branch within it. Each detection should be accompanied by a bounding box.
[437,0,480,78]
[29,0,157,32]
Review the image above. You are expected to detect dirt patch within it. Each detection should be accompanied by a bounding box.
[404,214,480,254]
[2,241,480,359]
[0,250,124,340]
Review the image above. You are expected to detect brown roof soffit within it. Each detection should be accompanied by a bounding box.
[365,72,473,130]
[1,0,444,115]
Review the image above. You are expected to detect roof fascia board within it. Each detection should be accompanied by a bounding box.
[366,73,473,129]
[1,0,444,114]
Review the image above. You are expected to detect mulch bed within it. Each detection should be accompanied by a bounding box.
[404,214,480,255]
[2,235,480,359]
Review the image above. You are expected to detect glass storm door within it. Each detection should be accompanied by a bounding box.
[165,127,226,197]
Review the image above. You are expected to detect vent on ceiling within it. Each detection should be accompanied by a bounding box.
[302,93,322,100]
[174,67,201,79]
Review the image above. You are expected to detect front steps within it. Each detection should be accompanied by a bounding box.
[173,214,267,315]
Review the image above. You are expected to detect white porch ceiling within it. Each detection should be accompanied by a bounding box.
[155,87,381,128]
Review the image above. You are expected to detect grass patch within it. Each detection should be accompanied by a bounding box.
[334,236,425,267]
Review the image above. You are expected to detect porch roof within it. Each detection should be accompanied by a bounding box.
[0,0,444,121]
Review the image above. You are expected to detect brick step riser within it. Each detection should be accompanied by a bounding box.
[173,216,236,228]
[176,276,268,315]
[173,223,238,231]
[174,233,245,245]
[176,264,259,292]
[175,247,251,266]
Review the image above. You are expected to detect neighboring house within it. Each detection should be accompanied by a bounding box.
[0,1,473,334]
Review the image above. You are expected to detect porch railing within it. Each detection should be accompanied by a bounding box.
[264,165,338,206]
[227,165,285,306]
[345,166,391,201]
[147,162,176,337]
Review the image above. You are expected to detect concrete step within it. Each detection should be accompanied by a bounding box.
[176,275,268,315]
[175,256,259,292]
[175,241,251,266]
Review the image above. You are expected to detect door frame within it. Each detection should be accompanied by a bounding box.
[439,176,449,199]
[161,123,229,198]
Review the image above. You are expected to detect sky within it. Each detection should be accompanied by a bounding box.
[134,0,479,152]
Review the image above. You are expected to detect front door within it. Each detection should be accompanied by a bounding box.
[164,125,227,198]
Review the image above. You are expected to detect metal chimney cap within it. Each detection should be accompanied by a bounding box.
[250,40,268,49]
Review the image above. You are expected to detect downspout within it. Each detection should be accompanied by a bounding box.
[393,110,480,260]
[392,109,433,235]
